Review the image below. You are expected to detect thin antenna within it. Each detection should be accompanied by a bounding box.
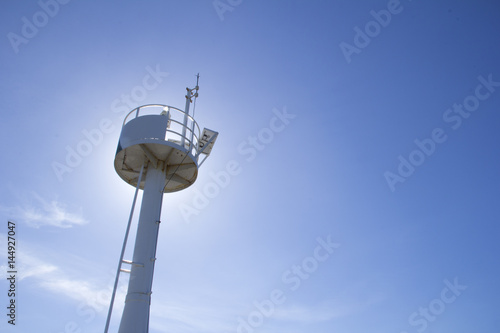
[181,74,200,148]
[189,73,200,149]
[192,73,200,118]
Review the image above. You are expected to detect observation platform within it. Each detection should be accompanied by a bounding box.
[114,104,217,193]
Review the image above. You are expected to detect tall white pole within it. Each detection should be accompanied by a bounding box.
[118,162,166,333]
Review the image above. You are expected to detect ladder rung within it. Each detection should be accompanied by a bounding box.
[120,268,131,273]
[122,259,144,267]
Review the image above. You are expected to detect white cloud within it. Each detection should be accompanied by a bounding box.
[0,237,55,280]
[0,191,88,228]
[273,301,359,323]
[19,251,123,314]
[0,238,121,315]
[39,278,118,313]
[12,249,57,280]
[147,296,379,333]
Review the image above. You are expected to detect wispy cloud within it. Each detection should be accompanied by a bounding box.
[273,300,362,323]
[147,296,380,333]
[0,240,56,280]
[39,277,119,312]
[0,191,88,228]
[0,240,123,316]
[17,254,58,280]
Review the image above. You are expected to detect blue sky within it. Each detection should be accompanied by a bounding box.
[1,0,499,332]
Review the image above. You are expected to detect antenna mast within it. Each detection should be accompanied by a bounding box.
[181,74,200,148]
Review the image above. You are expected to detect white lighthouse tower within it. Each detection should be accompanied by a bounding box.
[104,76,218,333]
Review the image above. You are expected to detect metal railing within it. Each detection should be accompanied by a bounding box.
[122,104,202,157]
